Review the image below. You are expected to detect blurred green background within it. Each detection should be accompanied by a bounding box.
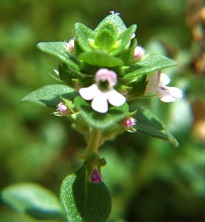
[1,0,205,221]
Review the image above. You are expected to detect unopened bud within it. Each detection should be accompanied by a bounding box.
[134,46,145,60]
[57,102,70,115]
[90,167,102,183]
[121,117,136,132]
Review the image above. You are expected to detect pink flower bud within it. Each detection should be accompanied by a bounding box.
[66,39,75,52]
[57,102,70,115]
[134,46,145,60]
[121,117,136,132]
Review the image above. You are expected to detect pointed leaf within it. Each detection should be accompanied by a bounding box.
[111,24,137,55]
[37,42,80,69]
[74,96,129,130]
[22,84,76,107]
[79,51,124,67]
[1,183,65,220]
[60,165,111,222]
[94,14,127,36]
[123,53,177,79]
[75,23,94,52]
[134,106,178,146]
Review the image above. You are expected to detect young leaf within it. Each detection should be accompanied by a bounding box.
[75,23,94,52]
[74,96,129,130]
[123,53,177,79]
[60,165,111,222]
[133,106,178,146]
[111,24,137,55]
[1,183,66,220]
[94,29,116,52]
[94,14,127,36]
[37,42,80,69]
[79,51,124,67]
[22,84,76,107]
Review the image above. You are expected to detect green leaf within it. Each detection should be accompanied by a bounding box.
[22,84,76,107]
[75,23,94,52]
[74,96,129,130]
[123,53,177,79]
[79,51,124,67]
[111,24,137,55]
[1,183,65,220]
[60,165,111,222]
[94,29,115,52]
[133,106,178,146]
[37,42,80,69]
[94,14,127,36]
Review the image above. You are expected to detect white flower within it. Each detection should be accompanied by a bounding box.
[79,68,126,113]
[145,71,183,102]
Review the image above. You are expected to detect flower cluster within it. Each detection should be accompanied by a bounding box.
[32,12,183,148]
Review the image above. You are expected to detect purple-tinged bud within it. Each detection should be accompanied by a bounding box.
[57,102,70,115]
[134,46,145,60]
[121,117,136,132]
[65,39,75,52]
[90,168,102,183]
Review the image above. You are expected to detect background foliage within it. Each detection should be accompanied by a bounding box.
[1,0,205,221]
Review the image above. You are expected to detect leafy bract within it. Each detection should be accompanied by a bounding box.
[134,106,178,146]
[74,96,129,130]
[123,53,177,79]
[79,51,124,67]
[60,165,111,222]
[22,84,76,107]
[1,183,65,220]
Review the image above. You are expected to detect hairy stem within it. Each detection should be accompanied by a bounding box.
[86,128,101,153]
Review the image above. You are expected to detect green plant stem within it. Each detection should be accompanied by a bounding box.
[86,128,101,153]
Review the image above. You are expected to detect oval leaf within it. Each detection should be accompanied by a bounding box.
[123,53,177,79]
[22,84,76,107]
[1,183,65,220]
[134,106,178,146]
[60,166,111,222]
[37,42,79,69]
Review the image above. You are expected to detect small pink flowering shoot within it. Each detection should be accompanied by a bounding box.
[79,68,126,113]
[145,71,183,102]
[19,13,183,222]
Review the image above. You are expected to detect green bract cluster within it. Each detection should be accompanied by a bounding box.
[22,13,178,145]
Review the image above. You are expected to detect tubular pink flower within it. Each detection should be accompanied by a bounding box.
[146,71,183,102]
[79,69,126,113]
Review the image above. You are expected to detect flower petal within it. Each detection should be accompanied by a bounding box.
[159,73,170,86]
[157,86,182,102]
[91,92,108,113]
[79,84,97,100]
[107,89,126,106]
